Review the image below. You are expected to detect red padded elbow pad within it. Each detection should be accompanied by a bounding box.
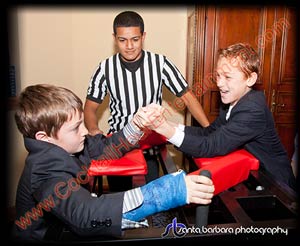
[88,149,148,176]
[189,149,259,195]
[138,130,167,150]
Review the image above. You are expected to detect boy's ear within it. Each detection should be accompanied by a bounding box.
[142,31,146,40]
[247,72,258,87]
[35,131,50,142]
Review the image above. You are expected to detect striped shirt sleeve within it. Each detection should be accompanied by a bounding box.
[162,57,189,96]
[121,187,149,229]
[86,61,107,103]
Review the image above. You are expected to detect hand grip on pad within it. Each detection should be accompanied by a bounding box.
[195,170,211,228]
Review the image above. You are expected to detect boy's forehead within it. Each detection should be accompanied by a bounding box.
[217,57,240,72]
[67,109,82,121]
[115,26,142,37]
[60,111,82,131]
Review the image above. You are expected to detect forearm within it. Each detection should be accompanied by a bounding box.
[84,100,103,135]
[153,120,176,139]
[151,120,185,148]
[85,115,102,135]
[123,170,187,222]
[187,104,210,127]
[181,90,210,127]
[122,170,214,222]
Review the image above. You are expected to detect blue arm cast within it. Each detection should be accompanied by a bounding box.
[123,170,187,222]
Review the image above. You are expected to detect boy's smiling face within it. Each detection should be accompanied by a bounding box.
[216,57,257,107]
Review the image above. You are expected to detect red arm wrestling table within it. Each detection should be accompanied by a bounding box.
[188,149,260,195]
[88,131,169,195]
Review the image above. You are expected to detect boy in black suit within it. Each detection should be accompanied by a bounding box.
[12,84,214,241]
[143,43,296,191]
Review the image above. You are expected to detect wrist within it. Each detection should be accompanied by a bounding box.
[132,118,143,132]
[123,120,144,145]
[155,121,176,139]
[89,128,103,136]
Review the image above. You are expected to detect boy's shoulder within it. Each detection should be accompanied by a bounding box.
[243,90,267,108]
[249,89,265,100]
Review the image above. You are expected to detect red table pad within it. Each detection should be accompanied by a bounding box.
[88,130,167,177]
[189,149,260,195]
[88,148,148,176]
[138,130,167,150]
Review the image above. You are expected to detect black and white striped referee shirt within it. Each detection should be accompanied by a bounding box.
[87,50,189,133]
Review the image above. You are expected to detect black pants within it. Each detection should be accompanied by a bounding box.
[106,175,133,192]
[144,151,160,183]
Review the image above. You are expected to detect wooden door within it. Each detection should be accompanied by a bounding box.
[267,8,297,159]
[187,5,297,159]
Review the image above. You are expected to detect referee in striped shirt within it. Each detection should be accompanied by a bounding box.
[84,11,209,192]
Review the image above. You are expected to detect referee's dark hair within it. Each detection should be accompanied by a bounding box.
[113,11,144,34]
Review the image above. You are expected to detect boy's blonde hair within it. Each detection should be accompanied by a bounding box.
[218,43,260,79]
[15,84,83,139]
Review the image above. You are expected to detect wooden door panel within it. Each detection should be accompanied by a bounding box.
[272,91,296,117]
[276,124,296,159]
[270,8,296,91]
[208,90,221,116]
[215,7,263,50]
[270,7,297,158]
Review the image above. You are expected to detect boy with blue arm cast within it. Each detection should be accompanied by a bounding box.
[12,84,214,242]
[141,43,296,192]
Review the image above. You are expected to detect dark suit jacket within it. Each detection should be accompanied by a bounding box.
[13,132,135,241]
[178,90,296,190]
